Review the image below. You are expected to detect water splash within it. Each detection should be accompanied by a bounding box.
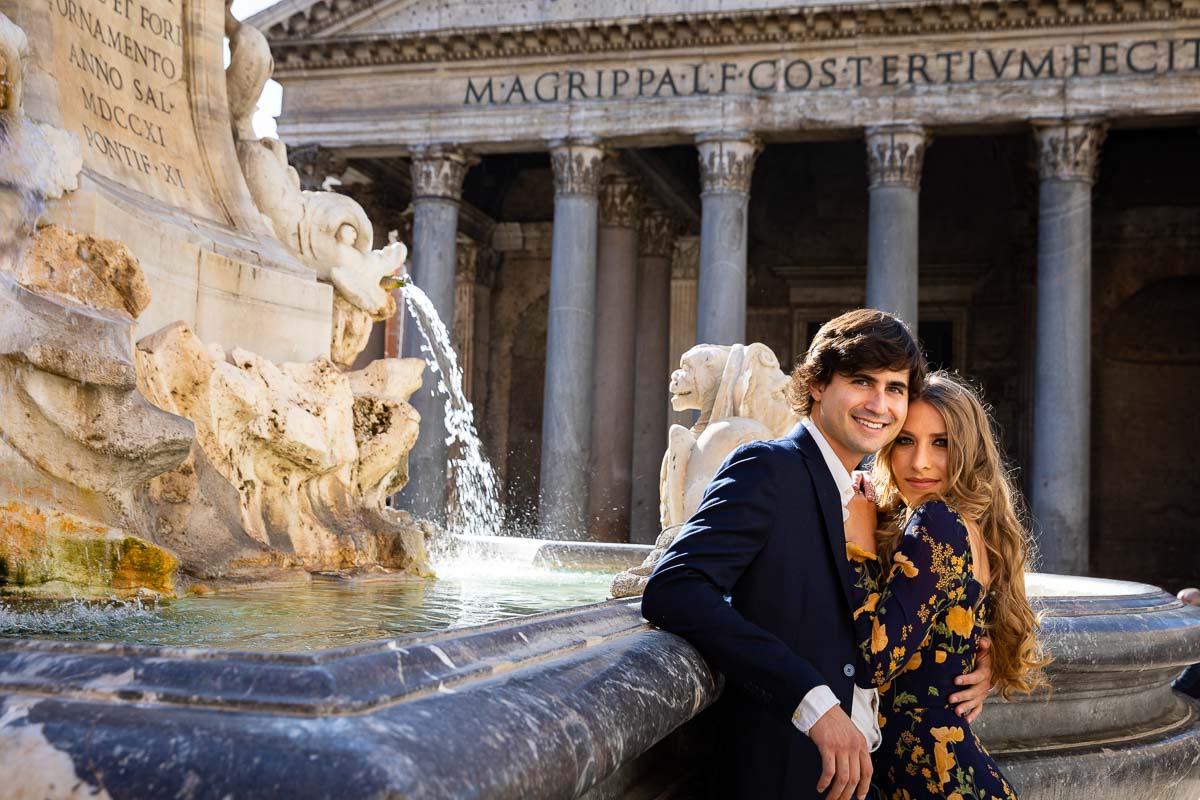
[0,595,163,638]
[0,115,48,270]
[400,281,502,541]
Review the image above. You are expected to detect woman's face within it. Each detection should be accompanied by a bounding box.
[890,399,949,506]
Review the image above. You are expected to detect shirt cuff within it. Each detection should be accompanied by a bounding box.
[791,685,839,735]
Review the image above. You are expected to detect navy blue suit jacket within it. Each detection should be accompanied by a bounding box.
[641,424,860,799]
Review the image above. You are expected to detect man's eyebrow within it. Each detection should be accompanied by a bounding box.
[886,379,909,392]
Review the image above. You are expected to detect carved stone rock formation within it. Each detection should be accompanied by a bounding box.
[135,323,430,579]
[225,8,404,366]
[610,342,798,599]
[0,226,194,597]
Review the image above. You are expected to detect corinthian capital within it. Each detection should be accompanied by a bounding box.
[550,138,607,197]
[1032,118,1108,183]
[638,208,677,258]
[865,124,928,190]
[697,133,761,195]
[599,169,643,228]
[410,145,476,201]
[671,236,700,280]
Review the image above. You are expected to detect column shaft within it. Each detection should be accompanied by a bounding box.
[1030,119,1106,575]
[865,124,927,328]
[586,172,642,541]
[669,237,700,429]
[538,141,606,539]
[403,147,473,524]
[696,134,760,346]
[630,211,676,544]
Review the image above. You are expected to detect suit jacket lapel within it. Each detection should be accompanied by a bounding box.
[787,425,857,616]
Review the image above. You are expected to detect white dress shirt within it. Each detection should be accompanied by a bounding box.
[790,418,882,752]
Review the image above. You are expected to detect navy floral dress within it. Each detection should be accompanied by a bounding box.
[846,500,1017,800]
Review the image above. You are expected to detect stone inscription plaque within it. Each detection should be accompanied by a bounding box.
[47,0,226,220]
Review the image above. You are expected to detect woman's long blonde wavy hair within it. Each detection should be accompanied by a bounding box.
[872,372,1050,699]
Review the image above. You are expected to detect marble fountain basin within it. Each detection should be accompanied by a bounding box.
[0,543,1196,800]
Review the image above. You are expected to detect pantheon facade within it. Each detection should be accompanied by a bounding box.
[252,0,1200,587]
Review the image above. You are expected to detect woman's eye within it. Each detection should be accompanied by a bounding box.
[895,436,914,445]
[934,438,948,448]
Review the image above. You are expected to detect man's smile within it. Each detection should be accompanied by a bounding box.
[852,416,889,431]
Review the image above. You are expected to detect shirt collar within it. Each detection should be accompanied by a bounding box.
[801,417,855,508]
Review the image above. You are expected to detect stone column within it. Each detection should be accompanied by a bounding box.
[586,167,643,542]
[403,146,474,523]
[452,235,480,405]
[630,208,677,544]
[1030,118,1107,576]
[538,139,606,539]
[695,133,760,346]
[865,123,928,328]
[669,236,700,428]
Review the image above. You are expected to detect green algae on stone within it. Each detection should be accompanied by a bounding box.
[0,501,179,598]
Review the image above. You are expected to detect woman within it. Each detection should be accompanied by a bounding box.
[844,372,1047,800]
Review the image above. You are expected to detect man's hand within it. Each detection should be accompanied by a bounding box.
[949,636,993,723]
[809,705,872,800]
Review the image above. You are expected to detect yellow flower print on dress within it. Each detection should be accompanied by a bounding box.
[892,552,919,578]
[931,726,965,787]
[846,542,877,563]
[854,592,880,620]
[945,605,975,638]
[872,616,889,653]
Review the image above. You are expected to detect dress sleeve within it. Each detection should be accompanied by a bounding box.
[851,500,972,688]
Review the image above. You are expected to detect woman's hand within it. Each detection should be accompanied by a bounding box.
[845,485,878,555]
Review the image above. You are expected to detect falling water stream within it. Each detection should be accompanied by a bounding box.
[399,281,502,543]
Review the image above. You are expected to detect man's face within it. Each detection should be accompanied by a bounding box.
[810,369,910,466]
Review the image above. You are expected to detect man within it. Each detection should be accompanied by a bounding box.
[641,309,992,800]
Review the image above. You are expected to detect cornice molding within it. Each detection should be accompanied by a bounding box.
[265,0,1200,72]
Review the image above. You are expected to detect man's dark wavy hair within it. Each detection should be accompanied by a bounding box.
[787,308,927,417]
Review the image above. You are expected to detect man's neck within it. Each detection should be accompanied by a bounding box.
[809,411,866,474]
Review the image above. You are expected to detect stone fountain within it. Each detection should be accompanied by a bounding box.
[0,1,429,597]
[0,0,1197,796]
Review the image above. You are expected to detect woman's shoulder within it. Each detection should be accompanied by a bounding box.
[907,499,969,543]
